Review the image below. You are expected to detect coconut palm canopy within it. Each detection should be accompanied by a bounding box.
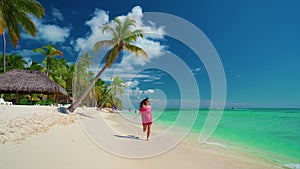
[0,70,68,96]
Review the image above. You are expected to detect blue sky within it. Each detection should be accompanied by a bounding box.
[1,0,300,108]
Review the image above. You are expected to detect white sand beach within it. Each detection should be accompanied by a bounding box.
[0,105,283,169]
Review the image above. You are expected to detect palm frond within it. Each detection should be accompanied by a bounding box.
[7,24,20,48]
[16,11,36,37]
[101,24,113,33]
[105,46,119,67]
[114,17,122,35]
[123,29,143,43]
[15,0,45,18]
[49,50,63,56]
[0,8,7,34]
[122,17,136,33]
[0,18,6,34]
[48,45,58,54]
[93,40,115,53]
[101,24,118,40]
[132,29,144,38]
[33,48,46,55]
[0,0,45,48]
[125,44,149,59]
[120,18,137,39]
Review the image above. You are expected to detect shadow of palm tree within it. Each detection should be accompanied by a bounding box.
[57,107,69,114]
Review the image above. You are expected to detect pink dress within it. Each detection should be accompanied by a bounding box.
[139,106,152,125]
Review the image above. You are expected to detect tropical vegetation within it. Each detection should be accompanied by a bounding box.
[0,1,148,111]
[0,52,126,109]
[68,16,148,112]
[0,0,45,73]
[34,44,63,76]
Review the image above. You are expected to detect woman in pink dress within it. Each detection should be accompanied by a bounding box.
[136,98,152,141]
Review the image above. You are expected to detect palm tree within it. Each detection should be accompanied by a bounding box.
[33,44,63,76]
[65,63,75,96]
[72,52,95,105]
[27,60,43,71]
[100,76,125,109]
[95,79,109,107]
[68,17,148,112]
[49,57,69,88]
[0,53,27,72]
[0,0,45,73]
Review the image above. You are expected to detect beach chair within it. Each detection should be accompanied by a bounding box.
[0,98,13,105]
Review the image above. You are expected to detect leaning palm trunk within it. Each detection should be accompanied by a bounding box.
[68,64,109,112]
[2,34,6,73]
[68,17,148,113]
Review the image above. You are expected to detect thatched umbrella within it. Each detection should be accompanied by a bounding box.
[0,70,69,103]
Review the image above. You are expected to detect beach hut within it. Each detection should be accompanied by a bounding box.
[0,70,70,104]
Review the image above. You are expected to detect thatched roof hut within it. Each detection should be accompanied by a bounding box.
[0,70,68,97]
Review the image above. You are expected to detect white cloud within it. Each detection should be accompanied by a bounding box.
[192,67,204,73]
[191,67,204,75]
[73,38,87,52]
[52,8,64,21]
[120,38,165,67]
[73,6,167,89]
[117,6,165,39]
[22,14,71,43]
[73,5,166,56]
[134,87,143,94]
[152,81,165,85]
[101,68,153,82]
[126,87,143,99]
[126,87,156,98]
[195,68,201,72]
[125,80,139,88]
[144,89,155,94]
[37,25,70,43]
[131,6,143,18]
[60,45,74,55]
[143,76,161,82]
[12,49,38,57]
[72,9,111,52]
[85,9,109,35]
[95,63,164,84]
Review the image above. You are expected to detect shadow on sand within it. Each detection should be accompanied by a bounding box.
[57,107,69,114]
[114,134,143,140]
[76,112,97,119]
[57,107,97,119]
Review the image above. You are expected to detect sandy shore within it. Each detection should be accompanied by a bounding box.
[0,105,76,144]
[0,105,283,169]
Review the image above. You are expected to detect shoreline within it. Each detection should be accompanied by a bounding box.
[149,109,300,168]
[97,109,283,168]
[0,106,284,169]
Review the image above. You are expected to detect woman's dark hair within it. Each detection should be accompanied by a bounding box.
[139,98,149,108]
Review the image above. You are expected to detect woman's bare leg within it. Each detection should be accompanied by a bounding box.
[146,124,152,141]
[143,125,147,132]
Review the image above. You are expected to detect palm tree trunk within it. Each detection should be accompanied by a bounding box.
[46,57,50,76]
[68,64,109,112]
[2,33,6,73]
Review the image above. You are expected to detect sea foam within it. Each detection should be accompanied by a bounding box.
[285,163,300,169]
[204,141,227,149]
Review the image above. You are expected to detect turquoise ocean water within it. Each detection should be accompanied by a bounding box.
[132,108,300,168]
